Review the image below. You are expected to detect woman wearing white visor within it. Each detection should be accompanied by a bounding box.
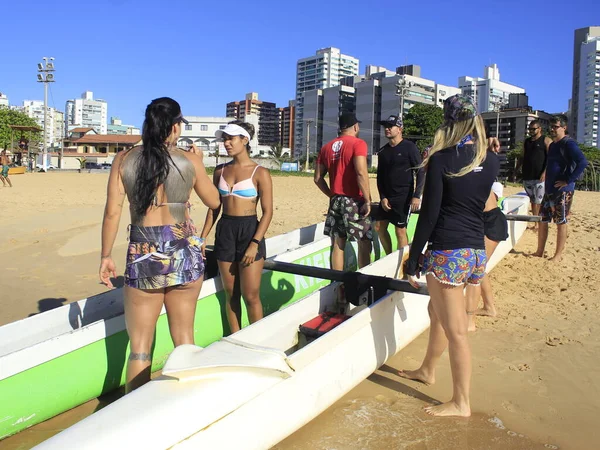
[200,121,273,333]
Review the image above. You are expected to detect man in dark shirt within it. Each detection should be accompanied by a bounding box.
[534,115,587,261]
[522,119,551,223]
[375,115,425,255]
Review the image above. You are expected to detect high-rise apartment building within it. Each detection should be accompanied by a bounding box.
[295,47,359,155]
[459,64,525,113]
[571,26,600,142]
[278,101,295,150]
[0,92,8,108]
[65,91,108,135]
[572,27,600,148]
[22,100,64,149]
[226,92,279,145]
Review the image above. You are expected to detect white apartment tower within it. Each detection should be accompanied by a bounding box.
[458,64,525,113]
[577,35,600,148]
[65,91,108,135]
[22,100,64,149]
[295,47,359,155]
[572,26,600,147]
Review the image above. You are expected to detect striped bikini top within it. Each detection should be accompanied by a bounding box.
[218,165,260,198]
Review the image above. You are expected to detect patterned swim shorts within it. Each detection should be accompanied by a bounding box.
[422,248,487,286]
[324,195,372,241]
[125,220,205,290]
[540,191,573,225]
[523,180,545,205]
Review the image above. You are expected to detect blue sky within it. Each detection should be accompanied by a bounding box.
[1,0,598,128]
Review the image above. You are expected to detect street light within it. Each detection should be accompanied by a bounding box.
[395,75,413,119]
[37,57,55,172]
[304,118,314,172]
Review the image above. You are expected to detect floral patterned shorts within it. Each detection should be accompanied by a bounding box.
[324,195,373,241]
[422,248,487,286]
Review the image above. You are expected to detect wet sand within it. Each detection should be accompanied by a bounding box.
[1,172,599,449]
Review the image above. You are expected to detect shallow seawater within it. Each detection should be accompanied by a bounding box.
[273,395,560,450]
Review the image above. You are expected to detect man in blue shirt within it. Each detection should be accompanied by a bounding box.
[533,115,587,261]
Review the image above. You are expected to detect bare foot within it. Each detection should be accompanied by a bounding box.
[531,251,544,257]
[397,368,434,386]
[474,307,497,317]
[548,254,563,262]
[424,401,471,417]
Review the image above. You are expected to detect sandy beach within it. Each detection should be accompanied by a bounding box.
[1,171,599,449]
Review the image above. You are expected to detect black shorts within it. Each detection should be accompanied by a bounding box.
[214,214,266,263]
[483,207,508,242]
[376,194,412,228]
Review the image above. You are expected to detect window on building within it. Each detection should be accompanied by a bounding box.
[185,124,192,131]
[200,125,208,131]
[219,125,226,130]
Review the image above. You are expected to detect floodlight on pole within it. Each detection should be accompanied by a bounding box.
[395,75,413,120]
[37,57,55,172]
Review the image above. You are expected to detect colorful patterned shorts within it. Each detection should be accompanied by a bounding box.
[124,220,204,290]
[422,248,487,286]
[324,195,372,241]
[540,191,573,225]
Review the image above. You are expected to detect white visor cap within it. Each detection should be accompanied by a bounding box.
[215,124,251,141]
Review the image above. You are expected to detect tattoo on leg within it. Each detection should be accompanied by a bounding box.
[129,352,152,361]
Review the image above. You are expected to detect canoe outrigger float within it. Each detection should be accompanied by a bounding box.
[34,195,529,449]
[0,219,414,440]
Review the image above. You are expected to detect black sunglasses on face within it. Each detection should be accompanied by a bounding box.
[550,125,563,129]
[528,127,539,131]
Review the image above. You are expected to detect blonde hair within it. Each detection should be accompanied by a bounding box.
[420,115,488,178]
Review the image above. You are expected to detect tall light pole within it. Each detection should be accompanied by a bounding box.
[37,57,55,172]
[395,75,413,119]
[304,118,313,172]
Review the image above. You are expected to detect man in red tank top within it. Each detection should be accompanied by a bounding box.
[314,113,373,271]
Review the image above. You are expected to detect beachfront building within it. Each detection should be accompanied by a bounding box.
[226,93,279,146]
[65,91,108,135]
[58,128,140,169]
[571,26,600,142]
[574,29,600,148]
[295,47,359,156]
[107,117,140,136]
[459,64,525,114]
[0,92,8,108]
[21,101,64,150]
[177,116,235,154]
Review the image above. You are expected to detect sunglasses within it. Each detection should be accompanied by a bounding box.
[550,125,563,130]
[528,127,540,131]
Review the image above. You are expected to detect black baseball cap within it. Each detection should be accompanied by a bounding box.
[339,113,361,130]
[379,115,403,128]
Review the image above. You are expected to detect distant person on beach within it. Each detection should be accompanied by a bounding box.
[401,94,499,417]
[314,112,373,271]
[533,115,587,261]
[374,115,424,256]
[1,150,12,187]
[522,120,551,225]
[466,181,508,330]
[200,120,273,334]
[99,97,220,393]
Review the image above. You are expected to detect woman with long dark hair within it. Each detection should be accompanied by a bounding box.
[99,97,220,392]
[200,121,273,333]
[400,95,499,417]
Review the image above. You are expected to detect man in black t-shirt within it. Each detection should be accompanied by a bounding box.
[375,115,425,255]
[522,119,551,222]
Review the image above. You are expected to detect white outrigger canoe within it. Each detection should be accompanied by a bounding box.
[0,220,401,440]
[35,195,529,449]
